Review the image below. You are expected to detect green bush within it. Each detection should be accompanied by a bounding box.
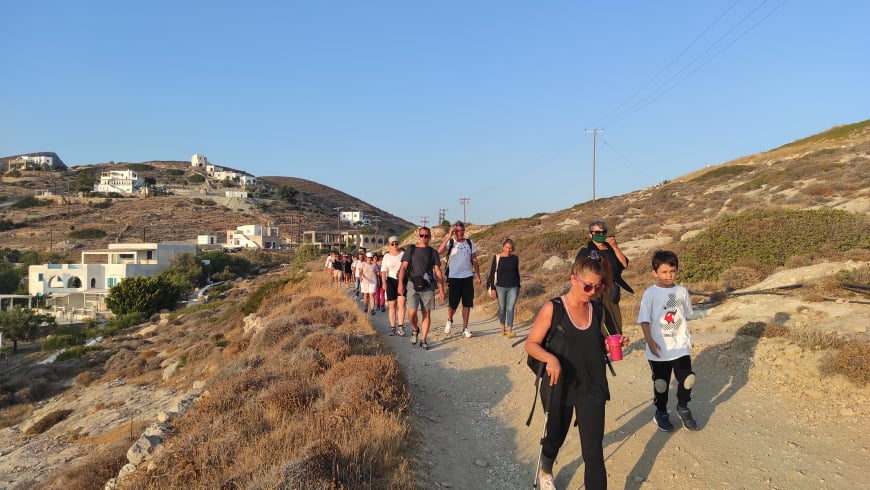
[105,276,184,317]
[125,164,154,172]
[240,278,292,315]
[11,196,49,209]
[68,228,107,239]
[692,164,754,183]
[679,209,870,282]
[42,325,87,351]
[103,312,147,335]
[56,345,105,362]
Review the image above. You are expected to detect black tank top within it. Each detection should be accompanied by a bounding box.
[547,298,610,405]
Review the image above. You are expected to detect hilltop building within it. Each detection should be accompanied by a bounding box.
[93,169,144,194]
[190,153,257,187]
[340,210,372,226]
[3,153,67,172]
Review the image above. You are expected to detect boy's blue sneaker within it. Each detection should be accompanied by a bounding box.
[654,410,674,432]
[676,406,699,431]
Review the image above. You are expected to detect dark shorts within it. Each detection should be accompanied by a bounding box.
[448,276,475,309]
[386,277,400,301]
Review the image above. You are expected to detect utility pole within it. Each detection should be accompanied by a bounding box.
[584,129,603,202]
[438,208,448,225]
[334,207,343,253]
[420,216,429,227]
[458,197,470,223]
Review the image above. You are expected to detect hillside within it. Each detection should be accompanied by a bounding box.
[0,161,415,259]
[0,120,868,488]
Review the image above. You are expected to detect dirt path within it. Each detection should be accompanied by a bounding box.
[369,296,869,489]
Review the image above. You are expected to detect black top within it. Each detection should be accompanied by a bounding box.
[486,254,520,288]
[576,241,634,295]
[544,299,610,405]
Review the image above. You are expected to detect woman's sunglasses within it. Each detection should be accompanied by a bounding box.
[572,275,605,293]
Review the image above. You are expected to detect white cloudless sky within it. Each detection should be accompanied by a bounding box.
[3,1,868,225]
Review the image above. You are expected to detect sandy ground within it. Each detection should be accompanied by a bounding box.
[373,286,870,490]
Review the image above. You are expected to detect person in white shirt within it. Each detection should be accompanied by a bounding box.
[380,237,406,336]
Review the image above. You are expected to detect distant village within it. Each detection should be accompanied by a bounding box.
[1,153,393,322]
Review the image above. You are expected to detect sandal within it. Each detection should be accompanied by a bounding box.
[506,330,515,339]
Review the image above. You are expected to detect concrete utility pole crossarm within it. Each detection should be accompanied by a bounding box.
[459,197,470,223]
[585,128,603,202]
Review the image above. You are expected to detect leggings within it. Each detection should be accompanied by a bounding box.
[541,398,607,490]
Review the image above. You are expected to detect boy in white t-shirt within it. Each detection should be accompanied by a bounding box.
[637,250,699,432]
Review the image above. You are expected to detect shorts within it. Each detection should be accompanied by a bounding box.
[448,276,475,309]
[332,269,342,280]
[386,277,400,301]
[405,281,435,311]
[360,282,376,294]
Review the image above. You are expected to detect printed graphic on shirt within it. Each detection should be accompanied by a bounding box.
[660,292,685,338]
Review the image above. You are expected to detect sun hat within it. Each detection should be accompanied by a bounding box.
[388,235,399,243]
[365,252,374,257]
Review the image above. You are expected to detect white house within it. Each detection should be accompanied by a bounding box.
[191,154,209,168]
[93,169,144,194]
[7,155,54,172]
[28,242,196,314]
[226,224,279,250]
[340,211,371,226]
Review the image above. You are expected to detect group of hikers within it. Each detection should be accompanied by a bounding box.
[325,219,699,490]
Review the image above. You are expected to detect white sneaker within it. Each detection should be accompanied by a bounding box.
[444,320,452,334]
[463,329,473,338]
[538,471,557,490]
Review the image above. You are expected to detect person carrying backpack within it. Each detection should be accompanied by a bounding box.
[525,256,621,490]
[437,221,480,338]
[397,227,445,351]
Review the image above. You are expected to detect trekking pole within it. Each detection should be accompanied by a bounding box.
[533,384,555,489]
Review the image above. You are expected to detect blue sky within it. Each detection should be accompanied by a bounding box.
[3,1,868,225]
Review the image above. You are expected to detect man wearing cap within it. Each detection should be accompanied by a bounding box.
[437,221,480,338]
[381,236,407,336]
[398,227,445,350]
[575,219,633,335]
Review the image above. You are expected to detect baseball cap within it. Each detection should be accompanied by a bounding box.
[388,235,399,243]
[365,252,373,257]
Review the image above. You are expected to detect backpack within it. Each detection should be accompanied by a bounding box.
[405,245,437,291]
[444,238,472,279]
[523,297,615,426]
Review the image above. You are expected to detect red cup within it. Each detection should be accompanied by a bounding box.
[605,334,623,361]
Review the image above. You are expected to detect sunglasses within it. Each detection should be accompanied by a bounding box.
[390,242,399,245]
[419,234,431,238]
[572,275,605,293]
[590,230,607,236]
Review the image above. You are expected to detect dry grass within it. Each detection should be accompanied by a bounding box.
[25,408,73,435]
[114,270,417,489]
[786,325,846,350]
[821,340,870,386]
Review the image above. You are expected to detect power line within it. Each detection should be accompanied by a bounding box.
[584,129,604,202]
[458,197,470,223]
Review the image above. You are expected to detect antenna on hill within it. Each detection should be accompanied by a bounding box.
[585,128,604,202]
[438,208,448,225]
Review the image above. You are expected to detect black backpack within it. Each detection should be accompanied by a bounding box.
[523,297,614,426]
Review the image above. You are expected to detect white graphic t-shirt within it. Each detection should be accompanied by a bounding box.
[637,284,693,361]
[446,239,477,279]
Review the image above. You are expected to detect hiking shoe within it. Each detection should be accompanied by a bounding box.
[444,320,452,334]
[463,329,473,338]
[538,471,557,490]
[397,326,405,336]
[420,340,430,350]
[389,327,395,336]
[371,310,376,316]
[410,330,419,345]
[677,406,699,431]
[654,410,674,432]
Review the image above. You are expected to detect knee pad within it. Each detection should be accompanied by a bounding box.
[654,378,668,393]
[683,373,696,390]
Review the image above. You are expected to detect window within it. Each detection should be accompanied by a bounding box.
[67,277,82,288]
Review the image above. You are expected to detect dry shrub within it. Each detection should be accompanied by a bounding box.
[764,324,790,338]
[719,266,764,290]
[25,408,73,435]
[821,340,870,386]
[44,437,130,490]
[787,325,846,350]
[301,331,351,367]
[736,321,768,338]
[802,183,837,197]
[320,355,411,414]
[0,403,33,429]
[260,378,320,413]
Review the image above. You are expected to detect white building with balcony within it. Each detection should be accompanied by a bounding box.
[226,224,279,250]
[340,210,371,226]
[93,169,144,194]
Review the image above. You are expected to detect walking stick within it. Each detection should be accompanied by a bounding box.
[533,383,555,488]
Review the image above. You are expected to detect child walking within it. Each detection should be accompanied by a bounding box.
[637,250,699,432]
